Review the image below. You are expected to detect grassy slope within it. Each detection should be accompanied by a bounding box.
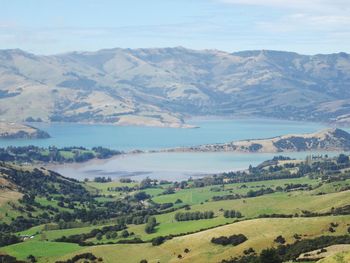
[127,189,350,240]
[0,241,81,262]
[0,169,23,223]
[152,177,318,205]
[298,245,350,261]
[311,179,350,195]
[318,251,350,263]
[1,175,349,262]
[54,216,350,263]
[189,190,350,216]
[0,201,22,224]
[85,181,138,197]
[16,182,350,244]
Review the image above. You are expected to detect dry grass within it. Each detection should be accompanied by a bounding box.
[55,216,350,263]
[0,173,22,206]
[318,250,350,263]
[298,244,350,261]
[0,189,22,206]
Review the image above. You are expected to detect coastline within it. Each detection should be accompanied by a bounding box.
[43,150,342,182]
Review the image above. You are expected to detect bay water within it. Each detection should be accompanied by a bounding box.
[0,118,343,181]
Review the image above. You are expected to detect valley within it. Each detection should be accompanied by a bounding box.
[1,153,350,262]
[2,1,350,262]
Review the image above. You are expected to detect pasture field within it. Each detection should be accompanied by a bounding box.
[152,177,319,205]
[86,181,137,191]
[319,251,350,263]
[1,157,350,263]
[127,189,350,240]
[298,244,350,261]
[310,178,350,195]
[54,216,350,263]
[188,190,350,217]
[7,177,349,244]
[0,241,81,262]
[0,200,22,224]
[33,176,346,243]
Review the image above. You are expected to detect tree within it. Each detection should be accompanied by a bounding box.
[274,235,286,244]
[134,191,150,201]
[162,187,175,195]
[27,255,37,263]
[145,217,157,234]
[211,234,247,246]
[259,248,282,263]
[140,177,153,189]
[96,233,103,240]
[121,230,129,238]
[152,236,165,246]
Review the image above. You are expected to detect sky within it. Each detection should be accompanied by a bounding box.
[0,0,349,55]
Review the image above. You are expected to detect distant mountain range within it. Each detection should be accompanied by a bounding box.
[164,128,350,153]
[1,47,350,127]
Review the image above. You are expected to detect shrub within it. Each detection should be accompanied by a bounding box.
[55,253,98,263]
[152,236,166,246]
[274,235,286,244]
[211,234,247,246]
[145,217,157,234]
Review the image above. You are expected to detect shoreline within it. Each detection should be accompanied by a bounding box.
[43,150,344,182]
[27,120,198,129]
[24,115,350,130]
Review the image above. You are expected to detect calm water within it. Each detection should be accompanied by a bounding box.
[0,118,327,150]
[52,151,339,182]
[0,118,345,181]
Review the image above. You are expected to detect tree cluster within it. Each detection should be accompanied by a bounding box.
[211,234,247,246]
[175,211,214,221]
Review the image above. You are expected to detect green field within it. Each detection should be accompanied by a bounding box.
[0,241,81,262]
[152,177,319,205]
[53,216,350,263]
[2,156,350,263]
[4,176,350,245]
[36,177,346,244]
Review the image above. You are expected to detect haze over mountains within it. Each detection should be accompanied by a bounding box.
[1,47,350,127]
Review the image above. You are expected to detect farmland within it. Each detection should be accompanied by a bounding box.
[1,154,350,263]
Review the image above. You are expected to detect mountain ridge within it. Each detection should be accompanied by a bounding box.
[1,47,350,127]
[163,128,350,153]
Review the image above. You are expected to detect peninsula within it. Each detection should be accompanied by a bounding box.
[164,128,350,153]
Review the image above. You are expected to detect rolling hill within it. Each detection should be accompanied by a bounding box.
[0,48,350,127]
[165,128,350,153]
[0,122,50,139]
[1,155,350,262]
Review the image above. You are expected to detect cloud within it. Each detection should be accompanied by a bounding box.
[219,0,350,37]
[0,1,349,55]
[219,0,350,12]
[257,13,350,33]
